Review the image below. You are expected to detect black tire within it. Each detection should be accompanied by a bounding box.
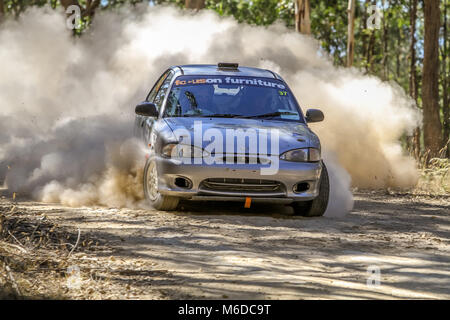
[143,159,179,211]
[292,161,329,217]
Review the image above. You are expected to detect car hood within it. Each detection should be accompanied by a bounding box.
[163,117,319,155]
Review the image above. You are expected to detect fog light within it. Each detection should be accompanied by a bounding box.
[174,177,192,189]
[293,182,309,193]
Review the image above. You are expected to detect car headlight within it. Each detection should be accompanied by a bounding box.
[162,143,209,159]
[279,148,321,162]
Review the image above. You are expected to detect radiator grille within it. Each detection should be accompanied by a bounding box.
[200,178,285,196]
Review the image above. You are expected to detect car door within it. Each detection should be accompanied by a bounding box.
[134,70,173,141]
[142,70,174,143]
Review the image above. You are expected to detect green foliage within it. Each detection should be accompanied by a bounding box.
[102,0,147,9]
[206,0,285,25]
[310,0,348,65]
[1,0,49,17]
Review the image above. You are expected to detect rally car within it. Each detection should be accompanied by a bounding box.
[134,63,328,216]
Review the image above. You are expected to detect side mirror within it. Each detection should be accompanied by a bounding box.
[305,109,324,123]
[135,102,159,117]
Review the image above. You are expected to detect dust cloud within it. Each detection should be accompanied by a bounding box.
[0,5,421,215]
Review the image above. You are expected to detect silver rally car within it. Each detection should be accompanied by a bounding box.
[134,63,329,216]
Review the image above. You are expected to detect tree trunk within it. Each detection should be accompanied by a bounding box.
[185,0,205,10]
[396,35,400,78]
[422,0,442,158]
[295,0,311,34]
[366,31,376,72]
[442,0,449,157]
[347,0,356,67]
[362,0,369,70]
[0,0,4,21]
[381,0,389,79]
[409,0,421,160]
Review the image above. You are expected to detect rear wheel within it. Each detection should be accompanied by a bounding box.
[292,161,329,217]
[143,159,179,211]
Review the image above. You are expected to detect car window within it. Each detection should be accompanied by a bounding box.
[164,75,303,122]
[146,70,171,103]
[153,71,174,111]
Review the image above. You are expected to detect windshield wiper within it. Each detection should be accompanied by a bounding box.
[178,113,242,118]
[199,114,243,118]
[245,111,298,119]
[180,114,202,117]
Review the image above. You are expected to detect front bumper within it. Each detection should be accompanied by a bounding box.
[154,156,323,203]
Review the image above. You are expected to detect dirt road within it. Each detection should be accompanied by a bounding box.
[1,191,449,299]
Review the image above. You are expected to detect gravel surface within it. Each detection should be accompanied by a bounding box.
[1,190,449,299]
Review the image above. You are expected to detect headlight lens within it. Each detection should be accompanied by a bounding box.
[162,143,209,159]
[280,148,321,162]
[309,148,321,162]
[280,148,308,162]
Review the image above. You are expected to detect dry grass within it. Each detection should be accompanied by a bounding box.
[0,204,107,299]
[414,158,450,196]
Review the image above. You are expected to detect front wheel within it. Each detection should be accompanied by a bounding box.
[143,159,179,211]
[292,161,329,217]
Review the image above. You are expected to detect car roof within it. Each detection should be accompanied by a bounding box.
[172,64,282,80]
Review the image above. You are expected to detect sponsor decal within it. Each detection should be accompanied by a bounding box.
[174,76,286,89]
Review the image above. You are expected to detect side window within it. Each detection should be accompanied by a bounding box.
[153,72,174,110]
[146,70,171,103]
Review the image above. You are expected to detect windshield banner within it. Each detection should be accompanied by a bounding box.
[174,76,286,89]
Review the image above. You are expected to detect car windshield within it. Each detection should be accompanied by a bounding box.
[164,75,303,121]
